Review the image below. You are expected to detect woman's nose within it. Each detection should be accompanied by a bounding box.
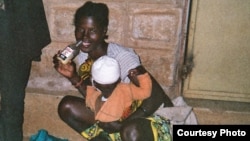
[82,30,90,39]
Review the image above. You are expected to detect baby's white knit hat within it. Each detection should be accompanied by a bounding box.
[91,56,120,84]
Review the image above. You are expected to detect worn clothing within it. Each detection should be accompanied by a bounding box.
[81,115,171,141]
[82,73,172,141]
[0,1,51,141]
[76,43,172,140]
[3,0,51,61]
[74,42,141,83]
[86,73,152,122]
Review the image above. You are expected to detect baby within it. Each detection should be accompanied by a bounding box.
[86,55,152,122]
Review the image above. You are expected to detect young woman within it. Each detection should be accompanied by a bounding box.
[53,1,173,141]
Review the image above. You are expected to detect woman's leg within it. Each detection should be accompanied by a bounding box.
[58,95,95,133]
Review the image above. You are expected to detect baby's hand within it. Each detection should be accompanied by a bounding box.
[128,65,147,86]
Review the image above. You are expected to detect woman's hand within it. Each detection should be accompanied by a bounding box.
[53,51,77,79]
[53,51,87,97]
[128,65,147,87]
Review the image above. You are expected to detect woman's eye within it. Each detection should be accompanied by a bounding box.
[76,28,84,33]
[90,29,97,33]
[75,28,98,35]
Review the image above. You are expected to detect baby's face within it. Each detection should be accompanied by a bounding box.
[93,80,117,98]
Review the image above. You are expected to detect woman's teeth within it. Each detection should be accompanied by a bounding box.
[83,42,90,46]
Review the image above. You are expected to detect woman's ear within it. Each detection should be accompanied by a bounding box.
[103,28,107,35]
[103,27,108,33]
[103,27,108,39]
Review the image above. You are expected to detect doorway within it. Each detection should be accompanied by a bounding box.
[183,0,250,103]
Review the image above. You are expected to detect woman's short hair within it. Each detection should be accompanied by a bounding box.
[74,1,109,28]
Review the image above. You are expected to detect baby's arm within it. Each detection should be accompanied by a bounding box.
[129,66,152,100]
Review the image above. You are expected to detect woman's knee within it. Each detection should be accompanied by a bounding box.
[57,95,77,119]
[121,119,153,141]
[120,121,139,141]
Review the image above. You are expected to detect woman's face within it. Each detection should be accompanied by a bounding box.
[75,16,106,53]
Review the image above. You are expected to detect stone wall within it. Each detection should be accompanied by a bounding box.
[27,0,190,99]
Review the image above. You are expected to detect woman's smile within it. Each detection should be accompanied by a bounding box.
[82,41,91,48]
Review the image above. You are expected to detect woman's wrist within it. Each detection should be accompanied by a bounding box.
[68,74,82,86]
[73,78,83,88]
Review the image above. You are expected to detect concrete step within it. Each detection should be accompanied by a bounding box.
[193,108,250,124]
[186,98,250,124]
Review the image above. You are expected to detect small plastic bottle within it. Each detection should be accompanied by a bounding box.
[57,41,83,64]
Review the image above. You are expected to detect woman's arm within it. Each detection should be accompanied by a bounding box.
[126,66,174,120]
[97,120,123,133]
[53,53,87,97]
